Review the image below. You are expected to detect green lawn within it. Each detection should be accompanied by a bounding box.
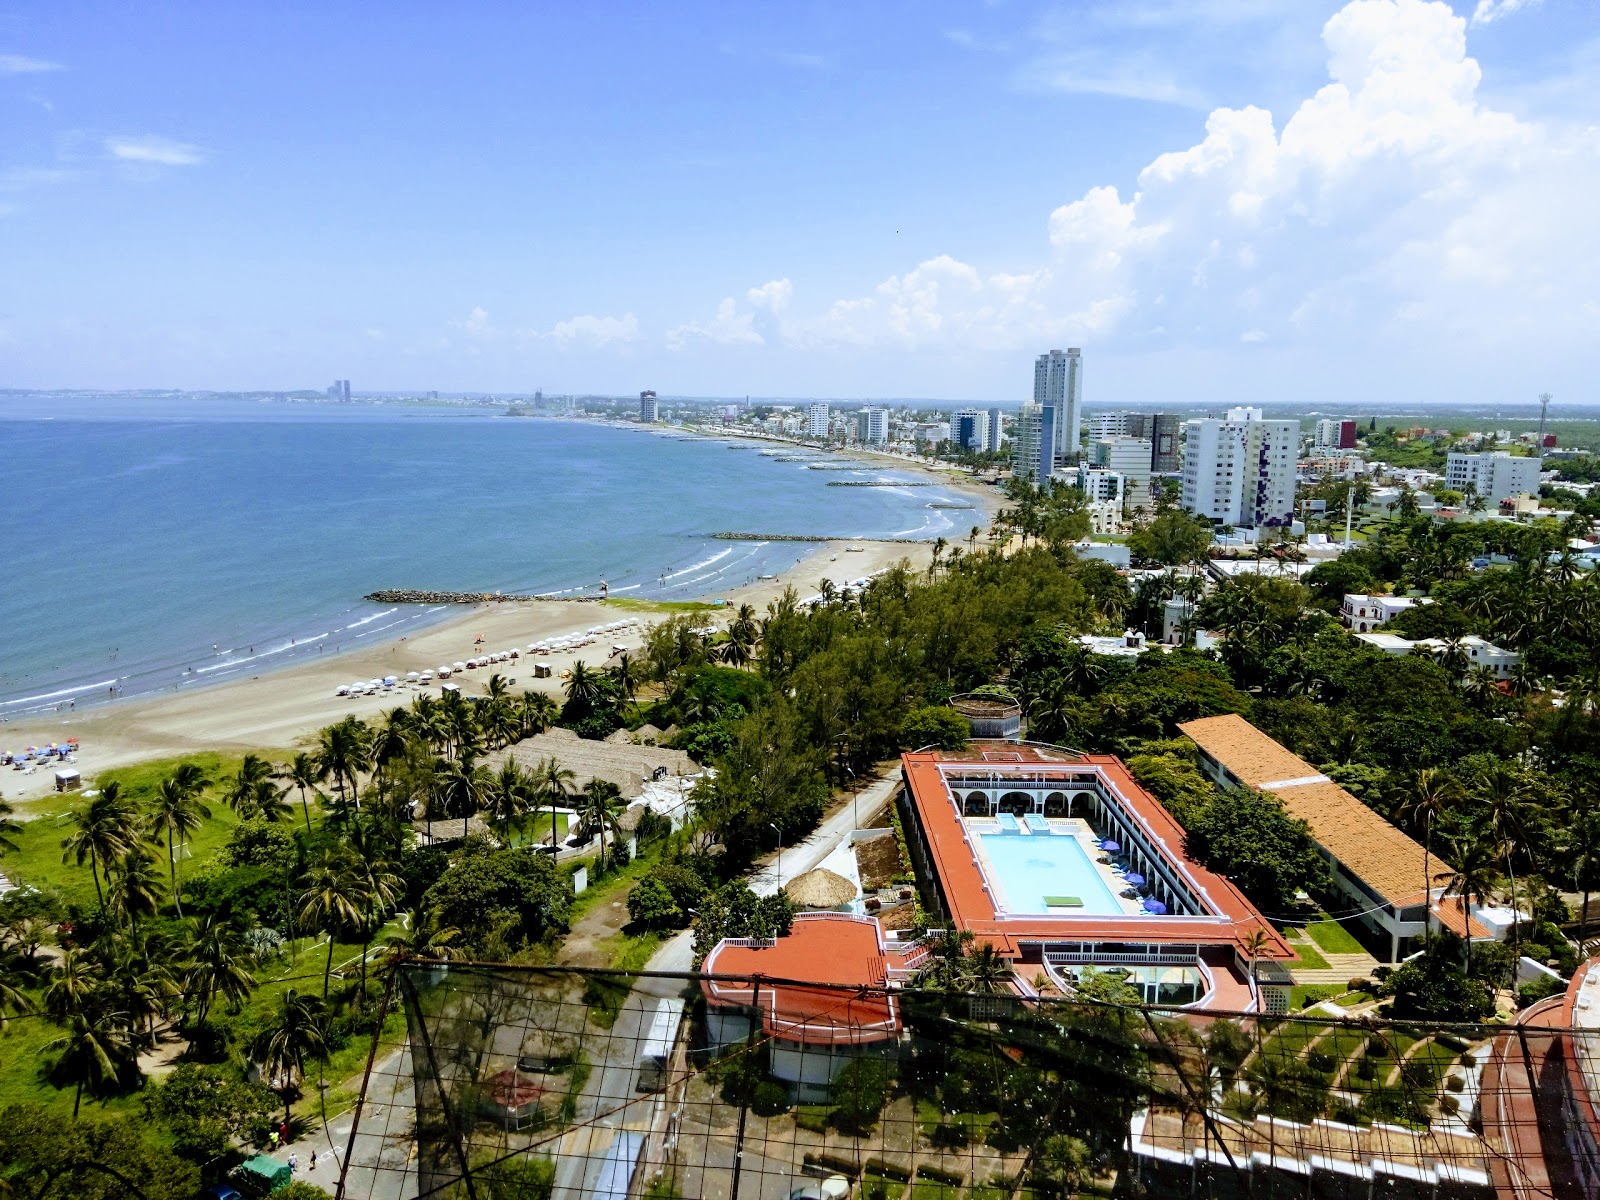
[1305,920,1366,956]
[1290,985,1344,1011]
[7,751,251,910]
[1285,934,1331,972]
[603,598,721,613]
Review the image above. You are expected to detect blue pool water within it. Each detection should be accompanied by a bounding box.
[977,831,1124,916]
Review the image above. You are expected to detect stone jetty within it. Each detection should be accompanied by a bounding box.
[364,589,598,604]
[825,480,936,487]
[710,533,925,544]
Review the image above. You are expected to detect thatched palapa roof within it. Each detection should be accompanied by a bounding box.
[784,867,859,910]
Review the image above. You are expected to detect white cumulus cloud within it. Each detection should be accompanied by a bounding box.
[1470,0,1539,27]
[105,135,205,166]
[667,298,765,349]
[546,312,639,347]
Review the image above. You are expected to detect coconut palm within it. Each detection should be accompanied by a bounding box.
[0,798,21,857]
[579,780,628,874]
[481,697,520,749]
[435,754,491,842]
[1391,767,1461,949]
[1568,800,1600,954]
[316,717,371,806]
[43,948,103,1023]
[224,754,273,817]
[145,774,211,915]
[564,659,605,716]
[536,756,578,850]
[184,915,258,1027]
[1438,826,1502,974]
[963,943,1013,994]
[61,784,138,907]
[282,751,321,833]
[484,672,513,703]
[519,690,559,739]
[106,847,166,930]
[298,852,369,1000]
[49,1007,131,1119]
[609,653,639,706]
[347,848,402,1008]
[1472,762,1533,958]
[250,988,329,1123]
[369,707,413,789]
[483,760,532,843]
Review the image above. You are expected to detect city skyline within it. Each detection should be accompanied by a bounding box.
[3,1,1597,406]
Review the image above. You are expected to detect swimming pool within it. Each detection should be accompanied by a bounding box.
[976,830,1126,916]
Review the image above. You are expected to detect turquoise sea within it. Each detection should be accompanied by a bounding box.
[0,396,979,718]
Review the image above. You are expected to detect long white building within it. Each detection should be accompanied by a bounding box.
[1445,451,1541,505]
[1034,348,1082,457]
[1091,436,1153,511]
[806,401,830,440]
[1180,407,1298,528]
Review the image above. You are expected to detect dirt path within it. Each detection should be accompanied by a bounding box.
[556,878,642,968]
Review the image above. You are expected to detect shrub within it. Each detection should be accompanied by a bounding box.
[898,705,971,751]
[751,1081,790,1117]
[1355,1056,1377,1081]
[1307,1050,1336,1075]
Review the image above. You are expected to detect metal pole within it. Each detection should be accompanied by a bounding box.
[729,977,761,1200]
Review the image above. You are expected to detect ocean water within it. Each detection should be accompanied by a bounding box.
[0,398,977,717]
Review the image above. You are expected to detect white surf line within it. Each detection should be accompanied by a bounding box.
[1,678,122,709]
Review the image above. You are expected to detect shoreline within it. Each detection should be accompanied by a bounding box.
[0,536,966,808]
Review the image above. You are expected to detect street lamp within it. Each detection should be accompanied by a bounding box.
[770,822,783,887]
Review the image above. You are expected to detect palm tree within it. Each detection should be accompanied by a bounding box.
[146,774,211,915]
[564,659,605,717]
[298,852,369,1000]
[1438,827,1501,974]
[49,1007,131,1119]
[224,754,273,818]
[1569,800,1600,954]
[484,672,512,703]
[535,757,578,850]
[44,948,103,1023]
[1473,761,1533,958]
[283,751,321,833]
[61,784,138,907]
[963,943,1012,994]
[106,848,166,929]
[0,798,22,857]
[184,915,258,1027]
[1391,768,1460,949]
[519,690,559,739]
[484,760,532,843]
[482,697,521,749]
[368,707,413,789]
[1242,928,1272,1002]
[579,780,627,874]
[250,988,329,1124]
[435,754,491,842]
[316,717,371,807]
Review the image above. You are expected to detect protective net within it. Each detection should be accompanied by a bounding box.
[331,963,1592,1200]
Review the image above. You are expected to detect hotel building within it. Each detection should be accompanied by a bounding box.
[898,743,1293,1012]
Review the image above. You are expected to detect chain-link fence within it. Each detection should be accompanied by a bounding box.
[332,963,1587,1200]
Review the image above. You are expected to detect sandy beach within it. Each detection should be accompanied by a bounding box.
[0,533,965,807]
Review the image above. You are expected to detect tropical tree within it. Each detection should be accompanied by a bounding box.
[483,760,532,843]
[316,717,371,806]
[184,915,258,1028]
[0,797,21,857]
[282,751,321,833]
[1391,767,1461,949]
[579,779,628,874]
[297,852,369,1000]
[61,783,138,906]
[43,948,103,1023]
[106,848,166,930]
[145,777,211,916]
[564,659,606,717]
[1568,798,1600,953]
[535,756,578,850]
[1438,825,1502,974]
[224,754,273,818]
[519,690,559,739]
[49,1007,132,1119]
[1471,761,1533,958]
[249,988,329,1123]
[435,754,492,842]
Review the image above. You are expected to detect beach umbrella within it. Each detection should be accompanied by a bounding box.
[1142,898,1167,915]
[1124,872,1145,887]
[784,868,858,910]
[1100,839,1120,853]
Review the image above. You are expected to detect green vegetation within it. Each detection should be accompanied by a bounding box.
[1305,919,1365,955]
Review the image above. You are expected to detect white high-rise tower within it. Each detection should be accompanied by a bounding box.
[1033,348,1082,458]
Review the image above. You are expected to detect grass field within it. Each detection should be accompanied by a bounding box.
[1290,984,1344,1011]
[1305,919,1366,956]
[602,598,722,613]
[1285,932,1331,972]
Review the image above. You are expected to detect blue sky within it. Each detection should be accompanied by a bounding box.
[2,1,1597,406]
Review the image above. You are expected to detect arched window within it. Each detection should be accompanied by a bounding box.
[965,791,990,816]
[998,792,1032,815]
[1043,791,1070,817]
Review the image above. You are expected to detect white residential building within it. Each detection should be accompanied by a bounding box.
[1339,593,1429,633]
[859,407,889,445]
[1011,402,1055,484]
[953,408,989,452]
[1180,408,1298,528]
[1034,348,1082,457]
[1354,633,1521,679]
[1445,451,1541,505]
[1086,411,1132,441]
[806,401,830,440]
[1091,436,1154,511]
[639,390,659,423]
[985,407,1005,453]
[1071,465,1125,505]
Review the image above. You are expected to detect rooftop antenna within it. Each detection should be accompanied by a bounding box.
[1535,391,1552,460]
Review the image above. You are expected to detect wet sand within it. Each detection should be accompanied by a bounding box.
[0,537,958,806]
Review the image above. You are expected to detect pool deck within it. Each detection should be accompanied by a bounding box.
[968,817,1145,917]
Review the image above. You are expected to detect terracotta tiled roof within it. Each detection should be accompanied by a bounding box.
[900,747,1291,967]
[1179,715,1451,910]
[1431,895,1492,941]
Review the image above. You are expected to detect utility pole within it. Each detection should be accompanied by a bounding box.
[1344,483,1354,549]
